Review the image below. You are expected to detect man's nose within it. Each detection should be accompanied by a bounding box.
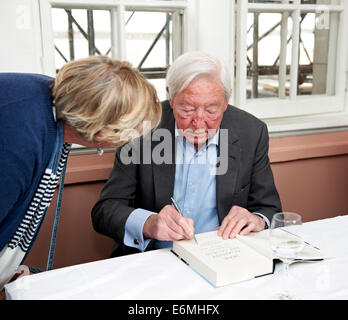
[192,109,204,128]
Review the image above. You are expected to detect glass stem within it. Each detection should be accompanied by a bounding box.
[283,262,290,293]
[284,261,290,278]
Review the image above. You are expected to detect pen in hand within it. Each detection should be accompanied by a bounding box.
[170,197,198,244]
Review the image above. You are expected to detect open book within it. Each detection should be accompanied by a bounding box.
[172,229,328,287]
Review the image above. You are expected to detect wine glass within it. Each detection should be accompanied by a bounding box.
[270,212,304,300]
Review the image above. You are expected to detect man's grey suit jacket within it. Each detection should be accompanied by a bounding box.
[91,101,282,257]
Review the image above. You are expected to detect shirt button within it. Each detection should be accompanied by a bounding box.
[189,182,193,187]
[134,239,139,245]
[186,210,190,214]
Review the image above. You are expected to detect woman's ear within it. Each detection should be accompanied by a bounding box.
[94,130,104,142]
[94,129,113,147]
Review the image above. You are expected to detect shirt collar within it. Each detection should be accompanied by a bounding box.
[174,122,220,147]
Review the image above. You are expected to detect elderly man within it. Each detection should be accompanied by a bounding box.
[92,51,282,257]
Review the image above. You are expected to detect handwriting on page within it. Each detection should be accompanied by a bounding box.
[199,239,241,261]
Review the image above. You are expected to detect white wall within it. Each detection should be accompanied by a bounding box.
[194,0,232,68]
[184,0,233,69]
[0,0,43,73]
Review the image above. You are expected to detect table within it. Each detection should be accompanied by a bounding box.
[4,215,348,300]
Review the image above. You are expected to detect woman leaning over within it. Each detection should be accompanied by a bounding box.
[0,55,162,289]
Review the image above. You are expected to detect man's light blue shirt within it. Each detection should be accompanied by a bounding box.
[153,128,221,249]
[123,125,270,251]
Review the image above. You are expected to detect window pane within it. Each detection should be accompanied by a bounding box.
[52,8,175,99]
[246,9,338,99]
[298,11,338,96]
[125,11,173,100]
[125,11,172,69]
[52,8,111,71]
[246,12,292,99]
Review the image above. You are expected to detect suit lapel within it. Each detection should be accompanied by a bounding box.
[216,115,241,223]
[152,106,176,209]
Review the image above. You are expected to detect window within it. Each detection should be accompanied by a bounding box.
[38,0,348,134]
[233,0,348,132]
[40,0,186,101]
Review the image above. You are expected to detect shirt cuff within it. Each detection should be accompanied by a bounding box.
[252,212,270,229]
[124,208,155,251]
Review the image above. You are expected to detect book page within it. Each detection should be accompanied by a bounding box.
[236,229,329,261]
[195,232,242,261]
[235,230,274,259]
[190,231,270,265]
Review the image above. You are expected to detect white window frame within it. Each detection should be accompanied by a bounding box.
[38,0,348,135]
[234,0,348,134]
[39,0,188,77]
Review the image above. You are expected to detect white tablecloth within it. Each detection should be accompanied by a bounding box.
[4,215,348,300]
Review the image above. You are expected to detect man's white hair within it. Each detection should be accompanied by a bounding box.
[166,51,231,102]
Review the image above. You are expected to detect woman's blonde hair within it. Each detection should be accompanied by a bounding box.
[51,55,162,147]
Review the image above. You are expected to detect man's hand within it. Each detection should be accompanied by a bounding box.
[218,205,265,239]
[143,205,195,241]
